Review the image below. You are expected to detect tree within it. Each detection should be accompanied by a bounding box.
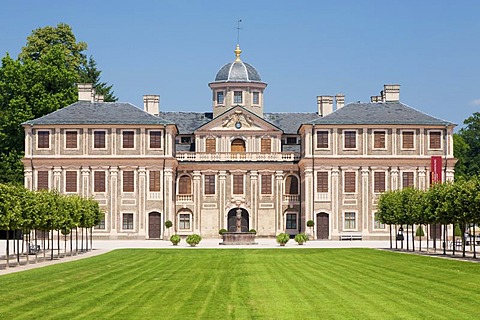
[79,56,117,102]
[455,113,480,178]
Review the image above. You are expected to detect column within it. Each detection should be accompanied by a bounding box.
[81,167,90,198]
[418,167,427,190]
[138,167,146,231]
[304,168,313,237]
[250,171,258,230]
[361,167,370,232]
[446,169,454,182]
[390,167,399,191]
[218,171,227,229]
[331,168,339,237]
[53,167,62,192]
[164,168,174,237]
[275,171,284,233]
[24,168,33,190]
[54,128,61,155]
[193,171,202,232]
[109,167,118,231]
[140,128,145,156]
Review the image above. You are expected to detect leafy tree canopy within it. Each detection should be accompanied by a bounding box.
[454,112,480,178]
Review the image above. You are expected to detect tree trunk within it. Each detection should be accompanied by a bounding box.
[389,225,392,249]
[6,229,9,269]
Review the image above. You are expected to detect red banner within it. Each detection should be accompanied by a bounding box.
[430,156,442,183]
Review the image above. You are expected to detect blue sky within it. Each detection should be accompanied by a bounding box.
[1,1,479,129]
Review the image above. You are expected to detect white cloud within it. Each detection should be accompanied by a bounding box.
[470,99,480,106]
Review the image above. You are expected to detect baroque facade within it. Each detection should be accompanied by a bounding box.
[22,45,456,240]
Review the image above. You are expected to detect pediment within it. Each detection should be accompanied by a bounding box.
[195,106,282,133]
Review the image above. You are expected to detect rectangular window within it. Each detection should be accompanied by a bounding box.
[37,171,49,190]
[65,171,77,193]
[123,171,134,192]
[261,138,271,153]
[317,171,329,193]
[374,213,385,230]
[206,138,216,153]
[216,91,224,104]
[261,174,272,194]
[316,131,329,149]
[374,172,386,193]
[344,212,356,230]
[204,175,216,195]
[253,92,259,104]
[286,137,297,145]
[286,213,297,229]
[65,131,78,149]
[149,131,162,149]
[429,131,441,149]
[233,175,243,194]
[37,131,50,149]
[344,172,356,193]
[233,91,243,104]
[94,171,106,193]
[402,131,414,149]
[179,214,191,230]
[94,131,106,148]
[123,213,134,230]
[373,131,386,149]
[402,172,414,188]
[96,214,105,229]
[344,131,356,149]
[149,171,161,192]
[122,131,134,148]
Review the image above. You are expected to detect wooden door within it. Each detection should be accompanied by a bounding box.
[149,212,161,239]
[316,213,329,239]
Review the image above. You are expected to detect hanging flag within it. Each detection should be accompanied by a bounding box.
[430,156,442,183]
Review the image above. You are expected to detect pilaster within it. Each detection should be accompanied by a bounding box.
[24,168,33,190]
[81,167,90,198]
[109,167,118,231]
[361,167,370,232]
[219,171,227,229]
[193,171,202,232]
[331,168,340,237]
[390,167,399,191]
[53,167,62,192]
[418,167,427,190]
[138,167,146,231]
[275,171,284,233]
[250,170,258,230]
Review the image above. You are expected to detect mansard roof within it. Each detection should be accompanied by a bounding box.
[24,101,172,125]
[158,111,321,134]
[310,102,454,126]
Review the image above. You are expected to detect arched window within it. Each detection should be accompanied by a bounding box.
[231,139,246,153]
[285,175,299,195]
[178,175,192,194]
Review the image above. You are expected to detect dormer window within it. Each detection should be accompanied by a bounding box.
[216,91,224,105]
[234,91,243,104]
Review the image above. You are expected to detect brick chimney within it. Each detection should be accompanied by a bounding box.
[78,83,95,102]
[317,96,333,117]
[335,94,345,109]
[143,95,160,115]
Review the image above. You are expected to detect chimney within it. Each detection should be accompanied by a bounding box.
[383,84,400,102]
[143,95,160,115]
[335,94,345,109]
[317,96,334,117]
[371,95,382,103]
[78,83,94,102]
[94,94,104,102]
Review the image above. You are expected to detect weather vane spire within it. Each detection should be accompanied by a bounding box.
[235,19,242,62]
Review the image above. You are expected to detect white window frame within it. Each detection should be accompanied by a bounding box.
[343,171,357,194]
[400,130,416,150]
[343,211,357,231]
[147,129,163,150]
[120,129,136,150]
[315,170,330,194]
[373,211,386,230]
[285,212,298,230]
[315,130,330,150]
[373,170,387,194]
[121,212,135,231]
[372,130,387,150]
[233,91,243,104]
[64,169,79,194]
[260,173,273,196]
[95,211,107,230]
[231,174,245,196]
[252,91,260,105]
[64,129,80,150]
[92,170,107,194]
[401,171,416,189]
[36,129,52,150]
[342,129,358,150]
[178,211,192,231]
[216,90,225,105]
[427,130,443,150]
[121,169,136,194]
[92,129,107,150]
[203,174,217,196]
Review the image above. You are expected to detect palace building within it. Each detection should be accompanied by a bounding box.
[22,45,456,240]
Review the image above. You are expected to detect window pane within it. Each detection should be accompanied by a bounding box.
[123,171,134,192]
[429,131,441,149]
[402,131,414,149]
[179,213,191,229]
[402,172,414,188]
[179,175,192,194]
[217,91,224,104]
[261,174,272,194]
[344,131,356,149]
[150,131,162,149]
[123,131,134,148]
[149,171,160,192]
[65,131,77,149]
[204,175,215,195]
[123,213,134,229]
[344,212,356,229]
[37,131,50,148]
[286,213,297,229]
[317,171,329,193]
[37,171,49,190]
[65,171,77,193]
[96,214,106,229]
[261,138,271,153]
[374,131,385,149]
[374,172,386,193]
[316,131,328,148]
[374,213,385,229]
[344,172,356,193]
[94,171,106,193]
[94,131,106,148]
[233,175,243,194]
[253,92,259,104]
[206,138,216,153]
[234,91,243,104]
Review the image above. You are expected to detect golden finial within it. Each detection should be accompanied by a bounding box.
[234,44,242,62]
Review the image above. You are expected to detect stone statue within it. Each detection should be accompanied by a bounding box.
[236,208,242,232]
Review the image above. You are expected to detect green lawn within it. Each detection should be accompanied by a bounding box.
[1,249,479,319]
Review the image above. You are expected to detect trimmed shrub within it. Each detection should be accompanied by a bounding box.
[170,234,181,245]
[219,228,227,235]
[294,233,308,245]
[249,229,257,234]
[186,234,202,247]
[415,225,425,237]
[306,220,315,228]
[165,220,173,229]
[276,233,290,246]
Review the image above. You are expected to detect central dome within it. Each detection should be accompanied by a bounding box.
[213,45,262,82]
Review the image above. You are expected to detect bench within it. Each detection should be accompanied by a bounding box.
[339,234,363,241]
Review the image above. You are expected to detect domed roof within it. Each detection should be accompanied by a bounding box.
[213,45,262,82]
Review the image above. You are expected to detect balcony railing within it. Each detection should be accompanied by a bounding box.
[148,192,162,200]
[283,194,300,202]
[176,194,193,202]
[315,192,330,202]
[176,152,300,162]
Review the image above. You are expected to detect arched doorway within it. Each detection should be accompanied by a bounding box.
[316,212,329,240]
[231,139,246,153]
[227,208,249,232]
[148,212,162,239]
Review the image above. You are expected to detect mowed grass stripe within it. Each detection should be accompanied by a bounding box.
[1,248,479,320]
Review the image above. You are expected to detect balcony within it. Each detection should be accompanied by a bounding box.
[148,192,162,200]
[283,194,300,202]
[176,194,193,202]
[176,152,300,162]
[315,192,331,202]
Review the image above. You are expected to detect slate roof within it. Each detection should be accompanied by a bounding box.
[214,61,262,82]
[159,111,321,134]
[24,101,172,125]
[310,102,454,126]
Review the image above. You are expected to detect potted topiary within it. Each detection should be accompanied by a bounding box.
[170,234,181,246]
[186,234,202,247]
[165,220,173,229]
[307,220,315,239]
[219,228,227,235]
[276,233,290,246]
[249,229,257,234]
[294,233,308,245]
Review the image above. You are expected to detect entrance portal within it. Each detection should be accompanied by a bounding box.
[227,208,249,232]
[316,212,329,240]
[148,212,161,239]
